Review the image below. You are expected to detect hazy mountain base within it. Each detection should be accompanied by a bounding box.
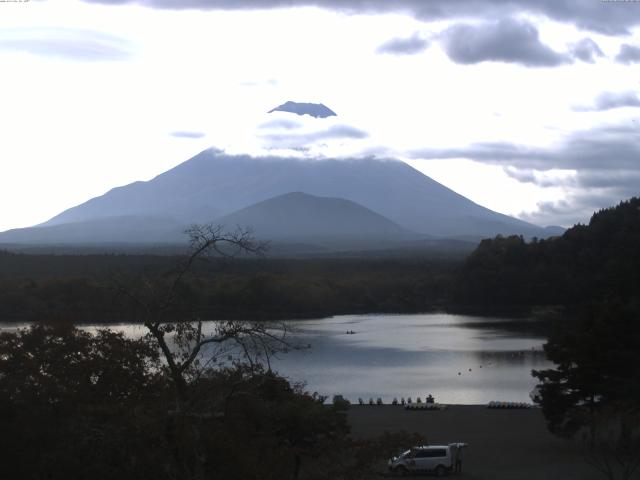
[1,150,561,246]
[0,235,477,258]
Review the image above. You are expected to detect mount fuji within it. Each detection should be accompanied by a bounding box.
[0,148,563,252]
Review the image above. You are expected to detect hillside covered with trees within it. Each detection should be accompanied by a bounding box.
[454,197,640,311]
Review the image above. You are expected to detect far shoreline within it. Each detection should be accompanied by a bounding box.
[0,306,550,325]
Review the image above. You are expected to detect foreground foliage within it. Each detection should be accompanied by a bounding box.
[0,324,168,479]
[533,302,640,436]
[0,323,424,480]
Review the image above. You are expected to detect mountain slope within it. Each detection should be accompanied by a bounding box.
[0,215,184,245]
[38,149,549,239]
[216,192,412,242]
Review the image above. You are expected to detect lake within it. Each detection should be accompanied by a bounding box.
[1,313,551,404]
[270,313,551,404]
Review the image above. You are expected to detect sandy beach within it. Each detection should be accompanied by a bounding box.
[348,405,606,480]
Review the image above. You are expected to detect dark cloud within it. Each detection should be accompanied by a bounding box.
[519,185,639,227]
[261,124,368,148]
[576,170,640,190]
[412,124,640,226]
[506,165,640,227]
[79,0,640,35]
[569,37,604,63]
[616,44,640,64]
[170,131,206,138]
[518,198,576,226]
[0,27,130,61]
[502,167,640,192]
[573,91,640,112]
[412,141,556,168]
[411,124,640,172]
[441,18,570,67]
[503,167,538,184]
[503,167,565,188]
[376,33,429,55]
[505,168,640,195]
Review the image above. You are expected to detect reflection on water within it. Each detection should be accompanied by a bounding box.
[270,314,551,404]
[0,313,551,404]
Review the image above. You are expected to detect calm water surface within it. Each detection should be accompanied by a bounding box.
[271,314,550,404]
[1,313,551,404]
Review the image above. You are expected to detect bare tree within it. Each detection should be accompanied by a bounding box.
[115,224,296,404]
[113,224,305,480]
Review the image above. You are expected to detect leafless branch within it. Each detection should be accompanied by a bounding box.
[110,223,298,408]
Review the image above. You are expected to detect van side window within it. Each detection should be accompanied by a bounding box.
[425,449,447,458]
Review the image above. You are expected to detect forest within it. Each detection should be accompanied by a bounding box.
[0,253,457,323]
[454,197,640,310]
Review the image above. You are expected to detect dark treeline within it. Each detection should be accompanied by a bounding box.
[0,253,456,323]
[454,197,640,311]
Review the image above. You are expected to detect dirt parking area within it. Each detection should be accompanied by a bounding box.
[347,405,606,480]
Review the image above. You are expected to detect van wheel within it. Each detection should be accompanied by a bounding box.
[435,465,447,477]
[395,466,409,477]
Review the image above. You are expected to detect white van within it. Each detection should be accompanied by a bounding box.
[388,443,466,477]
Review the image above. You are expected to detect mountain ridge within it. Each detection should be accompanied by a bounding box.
[216,191,414,242]
[1,149,561,249]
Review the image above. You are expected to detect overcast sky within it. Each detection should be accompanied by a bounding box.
[1,0,639,231]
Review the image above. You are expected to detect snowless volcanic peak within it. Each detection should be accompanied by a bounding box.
[268,101,337,118]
